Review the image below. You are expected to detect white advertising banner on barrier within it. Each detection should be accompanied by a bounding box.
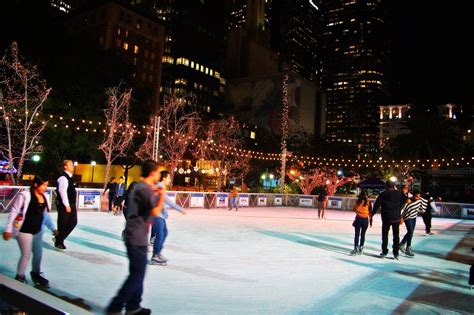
[239,194,249,207]
[462,206,474,219]
[216,194,229,208]
[299,197,313,207]
[190,193,205,208]
[327,198,342,209]
[258,195,267,206]
[78,190,101,210]
[274,196,283,206]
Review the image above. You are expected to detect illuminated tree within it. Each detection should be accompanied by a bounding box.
[288,164,353,195]
[0,42,51,184]
[99,86,134,187]
[194,116,246,191]
[136,95,199,188]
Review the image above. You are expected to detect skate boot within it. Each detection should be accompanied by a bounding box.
[358,246,364,255]
[350,248,358,256]
[406,246,415,257]
[15,274,28,284]
[399,244,406,254]
[31,272,50,287]
[151,254,167,266]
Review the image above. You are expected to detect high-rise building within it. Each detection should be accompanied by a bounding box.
[270,0,322,83]
[67,1,166,111]
[134,0,227,115]
[318,0,391,153]
[379,104,411,149]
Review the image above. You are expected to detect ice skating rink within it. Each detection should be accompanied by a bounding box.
[1,207,473,314]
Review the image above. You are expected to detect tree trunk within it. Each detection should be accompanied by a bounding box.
[103,155,112,189]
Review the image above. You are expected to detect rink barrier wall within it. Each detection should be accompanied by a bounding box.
[1,186,473,219]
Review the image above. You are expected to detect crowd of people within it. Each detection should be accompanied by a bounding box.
[2,163,452,314]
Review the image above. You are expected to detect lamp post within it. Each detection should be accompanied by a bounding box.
[32,154,40,175]
[91,161,96,183]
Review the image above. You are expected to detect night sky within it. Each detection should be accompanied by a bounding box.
[390,1,473,109]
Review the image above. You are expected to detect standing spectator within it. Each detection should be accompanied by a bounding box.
[104,177,117,213]
[317,189,328,219]
[399,192,427,257]
[422,192,436,235]
[150,170,186,266]
[54,160,77,251]
[106,160,166,315]
[113,176,126,215]
[228,186,239,211]
[350,192,372,256]
[372,181,408,260]
[3,176,57,286]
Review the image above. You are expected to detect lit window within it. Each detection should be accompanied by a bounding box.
[196,63,200,70]
[200,65,204,72]
[123,42,129,50]
[210,69,213,76]
[117,28,121,35]
[250,131,256,139]
[191,61,195,68]
[220,78,226,85]
[125,30,129,38]
[175,78,188,85]
[134,45,139,54]
[207,106,211,113]
[214,71,220,79]
[136,23,141,30]
[205,67,209,74]
[162,56,174,64]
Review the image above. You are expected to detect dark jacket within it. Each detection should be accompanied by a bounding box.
[372,189,407,223]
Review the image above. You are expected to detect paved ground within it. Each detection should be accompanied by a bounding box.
[1,207,473,314]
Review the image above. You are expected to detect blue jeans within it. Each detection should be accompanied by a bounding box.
[152,217,168,256]
[401,217,416,246]
[107,245,148,312]
[229,197,238,210]
[353,216,369,248]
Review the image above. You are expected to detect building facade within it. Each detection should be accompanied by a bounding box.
[318,0,391,154]
[379,104,411,149]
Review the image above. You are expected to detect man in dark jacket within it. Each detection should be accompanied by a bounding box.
[372,181,408,259]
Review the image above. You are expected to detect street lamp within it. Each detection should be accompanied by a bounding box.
[32,154,40,174]
[91,161,96,183]
[389,176,397,183]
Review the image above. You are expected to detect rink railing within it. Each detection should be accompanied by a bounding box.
[1,185,473,219]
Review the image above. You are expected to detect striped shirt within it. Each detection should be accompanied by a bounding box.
[401,198,427,220]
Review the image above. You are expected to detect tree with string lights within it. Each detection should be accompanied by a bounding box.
[136,95,199,188]
[99,86,134,187]
[0,42,51,184]
[193,116,245,192]
[288,163,353,195]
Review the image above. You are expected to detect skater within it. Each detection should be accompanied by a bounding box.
[229,186,239,211]
[150,170,186,266]
[317,189,328,219]
[399,192,427,257]
[123,181,137,218]
[54,160,77,251]
[106,160,166,315]
[104,177,117,213]
[422,192,436,235]
[372,181,408,260]
[3,176,57,286]
[350,192,372,256]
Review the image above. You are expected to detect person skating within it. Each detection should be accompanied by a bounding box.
[113,176,126,215]
[350,192,372,256]
[106,160,166,315]
[150,171,186,266]
[422,192,437,236]
[317,189,328,219]
[372,181,408,260]
[3,176,57,287]
[228,186,239,211]
[399,192,427,257]
[54,160,77,251]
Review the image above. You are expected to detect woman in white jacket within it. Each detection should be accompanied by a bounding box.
[3,176,57,287]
